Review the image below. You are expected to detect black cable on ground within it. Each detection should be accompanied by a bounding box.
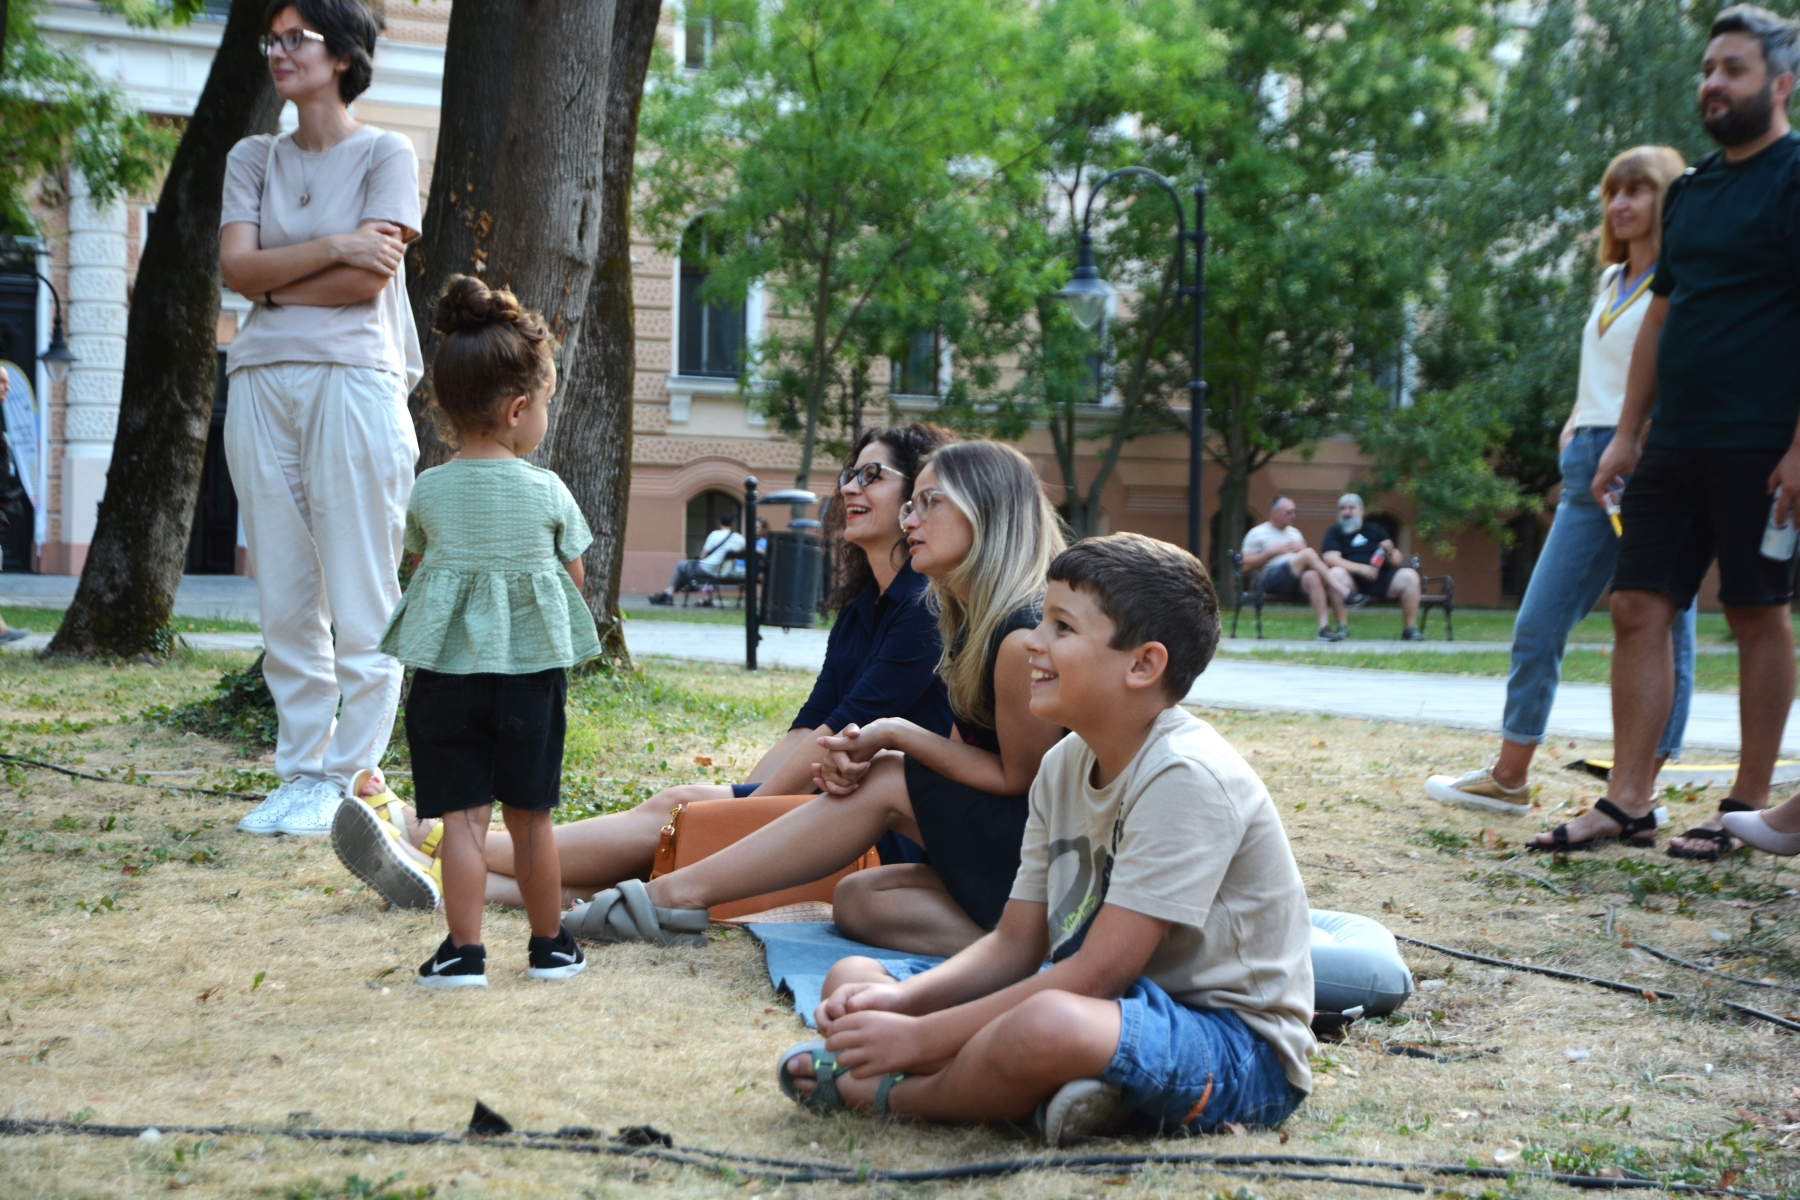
[0,752,265,801]
[0,1119,1778,1197]
[1630,941,1800,997]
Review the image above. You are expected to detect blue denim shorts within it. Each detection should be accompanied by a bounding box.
[875,960,1305,1133]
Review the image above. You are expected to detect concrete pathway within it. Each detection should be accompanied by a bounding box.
[1,573,260,622]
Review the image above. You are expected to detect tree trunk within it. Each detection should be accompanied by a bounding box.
[406,0,616,469]
[46,0,278,659]
[547,0,661,671]
[1215,397,1253,599]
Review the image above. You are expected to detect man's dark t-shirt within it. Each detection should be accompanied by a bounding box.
[1650,133,1800,451]
[1321,520,1391,566]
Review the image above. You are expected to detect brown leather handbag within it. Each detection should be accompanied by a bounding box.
[648,794,881,920]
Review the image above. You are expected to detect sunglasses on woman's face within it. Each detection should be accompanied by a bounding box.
[261,27,327,57]
[838,461,909,490]
[899,488,950,525]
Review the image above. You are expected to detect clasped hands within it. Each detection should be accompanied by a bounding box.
[810,718,908,797]
[811,979,947,1079]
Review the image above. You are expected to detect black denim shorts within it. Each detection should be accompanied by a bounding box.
[1614,446,1796,609]
[404,667,567,818]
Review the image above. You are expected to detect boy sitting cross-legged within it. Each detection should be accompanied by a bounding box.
[778,533,1315,1143]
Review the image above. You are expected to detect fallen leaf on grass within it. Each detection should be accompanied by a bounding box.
[694,757,713,767]
[196,986,220,1004]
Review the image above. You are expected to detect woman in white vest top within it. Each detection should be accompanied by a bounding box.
[218,0,422,837]
[1426,147,1698,822]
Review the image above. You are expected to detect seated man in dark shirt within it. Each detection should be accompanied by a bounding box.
[1320,493,1423,640]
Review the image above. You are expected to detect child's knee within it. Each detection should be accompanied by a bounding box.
[1000,991,1118,1063]
[821,955,893,993]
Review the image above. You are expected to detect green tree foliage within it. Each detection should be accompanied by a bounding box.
[0,0,179,234]
[638,0,1038,490]
[1371,0,1730,548]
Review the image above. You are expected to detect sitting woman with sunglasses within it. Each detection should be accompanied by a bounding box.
[564,440,1068,955]
[348,425,959,906]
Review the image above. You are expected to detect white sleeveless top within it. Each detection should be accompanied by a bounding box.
[1569,262,1655,430]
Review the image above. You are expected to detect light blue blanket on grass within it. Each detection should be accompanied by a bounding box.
[745,910,1415,1028]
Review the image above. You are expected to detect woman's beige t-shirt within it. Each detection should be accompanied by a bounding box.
[1011,705,1316,1092]
[220,125,423,389]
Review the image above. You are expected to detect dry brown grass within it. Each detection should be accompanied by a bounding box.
[1,653,1798,1198]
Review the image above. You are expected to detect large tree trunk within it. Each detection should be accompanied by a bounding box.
[406,0,616,469]
[547,0,661,670]
[1215,400,1254,601]
[46,0,277,659]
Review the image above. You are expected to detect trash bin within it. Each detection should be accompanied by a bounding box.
[760,522,822,630]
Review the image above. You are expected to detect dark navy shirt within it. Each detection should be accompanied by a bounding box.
[792,561,953,737]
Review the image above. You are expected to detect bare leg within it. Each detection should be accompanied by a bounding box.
[788,989,1120,1121]
[1328,566,1356,628]
[647,754,920,911]
[833,865,987,957]
[1388,567,1422,628]
[1666,603,1794,853]
[502,806,563,939]
[482,783,731,892]
[438,805,493,948]
[1298,568,1330,629]
[1536,589,1675,846]
[1491,739,1537,790]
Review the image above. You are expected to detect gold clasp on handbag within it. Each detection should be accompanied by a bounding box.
[661,803,684,838]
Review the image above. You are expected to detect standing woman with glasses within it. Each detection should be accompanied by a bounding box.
[219,0,423,837]
[564,441,1069,957]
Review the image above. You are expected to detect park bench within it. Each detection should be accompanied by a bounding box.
[676,551,749,608]
[1227,549,1456,640]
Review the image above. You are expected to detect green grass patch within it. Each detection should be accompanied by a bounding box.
[142,653,278,752]
[1228,647,1744,692]
[1222,602,1796,647]
[624,603,826,629]
[1,606,260,635]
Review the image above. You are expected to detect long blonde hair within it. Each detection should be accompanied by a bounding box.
[1597,145,1686,266]
[923,441,1066,727]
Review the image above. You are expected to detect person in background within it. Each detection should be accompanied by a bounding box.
[1240,494,1355,641]
[1320,494,1422,639]
[217,0,421,838]
[0,370,22,644]
[1427,147,1697,817]
[649,511,744,605]
[1582,6,1800,858]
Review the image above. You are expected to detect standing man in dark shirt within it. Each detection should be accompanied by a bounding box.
[1321,493,1424,639]
[1538,6,1800,857]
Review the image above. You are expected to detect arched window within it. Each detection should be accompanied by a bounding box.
[678,219,746,378]
[685,489,742,559]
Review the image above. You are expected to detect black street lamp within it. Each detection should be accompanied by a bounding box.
[1054,167,1207,565]
[34,272,74,385]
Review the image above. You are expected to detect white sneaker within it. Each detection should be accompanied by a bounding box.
[237,779,314,835]
[1425,766,1533,816]
[1038,1078,1129,1147]
[275,779,345,837]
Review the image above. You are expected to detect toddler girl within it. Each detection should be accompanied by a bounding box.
[349,274,600,987]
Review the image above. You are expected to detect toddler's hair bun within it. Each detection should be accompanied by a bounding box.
[433,274,525,336]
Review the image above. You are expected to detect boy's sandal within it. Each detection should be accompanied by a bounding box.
[329,794,441,911]
[1666,799,1754,862]
[564,878,709,947]
[776,1040,906,1115]
[418,821,444,887]
[1527,798,1667,853]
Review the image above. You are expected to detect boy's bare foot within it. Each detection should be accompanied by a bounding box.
[783,1049,883,1112]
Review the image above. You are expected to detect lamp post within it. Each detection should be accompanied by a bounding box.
[34,273,74,385]
[1054,167,1207,565]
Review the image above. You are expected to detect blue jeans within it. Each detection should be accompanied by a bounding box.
[876,960,1303,1133]
[1503,426,1696,758]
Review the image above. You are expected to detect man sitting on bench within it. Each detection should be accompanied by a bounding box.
[650,512,745,606]
[1241,495,1354,641]
[1321,493,1422,641]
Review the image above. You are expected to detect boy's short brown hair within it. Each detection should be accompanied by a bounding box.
[1048,533,1220,700]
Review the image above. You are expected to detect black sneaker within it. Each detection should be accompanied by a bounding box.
[526,925,587,981]
[417,937,487,989]
[1316,627,1342,642]
[1401,626,1424,641]
[1346,591,1371,609]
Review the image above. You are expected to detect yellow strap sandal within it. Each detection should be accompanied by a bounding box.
[329,776,441,911]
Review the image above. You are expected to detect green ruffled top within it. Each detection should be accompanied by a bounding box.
[379,457,601,674]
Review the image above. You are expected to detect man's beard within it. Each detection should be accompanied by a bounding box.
[1702,80,1777,146]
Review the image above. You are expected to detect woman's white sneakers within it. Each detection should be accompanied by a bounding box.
[1721,808,1800,856]
[1424,766,1532,816]
[237,778,338,835]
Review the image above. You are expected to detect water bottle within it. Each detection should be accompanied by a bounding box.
[1762,487,1796,561]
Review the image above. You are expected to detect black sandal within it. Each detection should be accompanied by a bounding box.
[1528,797,1667,853]
[1666,798,1755,862]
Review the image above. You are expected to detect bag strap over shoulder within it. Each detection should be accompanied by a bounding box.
[1661,149,1723,232]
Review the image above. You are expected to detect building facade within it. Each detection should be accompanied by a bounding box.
[8,1,1541,609]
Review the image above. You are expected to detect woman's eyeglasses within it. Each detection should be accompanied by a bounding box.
[899,489,949,524]
[260,28,327,57]
[838,461,909,490]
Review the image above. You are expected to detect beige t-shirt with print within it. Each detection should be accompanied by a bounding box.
[1011,705,1316,1092]
[220,125,423,389]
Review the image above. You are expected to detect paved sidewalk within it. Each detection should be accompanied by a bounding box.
[1,573,260,622]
